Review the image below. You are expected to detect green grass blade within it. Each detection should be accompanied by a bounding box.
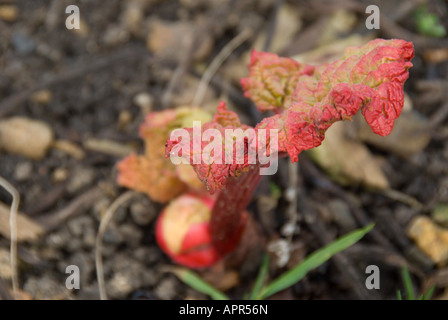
[249,253,270,300]
[397,290,403,300]
[422,286,435,300]
[401,266,415,300]
[170,268,229,300]
[257,223,374,300]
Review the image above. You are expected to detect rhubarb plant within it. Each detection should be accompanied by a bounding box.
[165,38,414,265]
[117,38,413,270]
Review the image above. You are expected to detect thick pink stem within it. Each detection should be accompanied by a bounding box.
[210,165,262,254]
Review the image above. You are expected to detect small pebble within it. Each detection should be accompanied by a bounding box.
[154,276,178,300]
[118,110,133,131]
[130,200,156,226]
[103,225,124,245]
[46,232,69,249]
[102,24,129,46]
[67,167,95,194]
[133,92,153,115]
[328,200,356,233]
[119,223,143,247]
[106,256,155,298]
[30,90,52,105]
[267,238,291,268]
[52,167,69,183]
[12,32,36,55]
[24,274,69,299]
[14,162,33,181]
[0,117,53,159]
[407,215,448,267]
[0,5,18,22]
[67,216,94,237]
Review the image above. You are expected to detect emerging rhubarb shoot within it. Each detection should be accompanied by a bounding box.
[118,39,414,269]
[166,38,414,264]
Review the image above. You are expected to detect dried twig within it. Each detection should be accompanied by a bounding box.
[0,176,20,299]
[282,161,299,239]
[36,186,104,231]
[95,191,136,300]
[263,0,284,52]
[380,189,424,211]
[192,29,252,107]
[427,100,448,129]
[161,35,197,109]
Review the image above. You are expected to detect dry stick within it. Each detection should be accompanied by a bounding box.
[192,29,253,107]
[380,189,424,211]
[263,0,284,52]
[415,80,448,91]
[427,100,448,129]
[202,72,263,125]
[95,191,136,300]
[161,35,197,109]
[0,176,20,299]
[36,186,104,232]
[0,277,13,300]
[282,161,299,240]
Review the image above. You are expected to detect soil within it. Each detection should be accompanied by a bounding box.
[1,0,448,300]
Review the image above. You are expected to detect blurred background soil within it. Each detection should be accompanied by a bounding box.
[1,0,448,300]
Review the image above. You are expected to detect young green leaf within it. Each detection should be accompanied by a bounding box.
[169,268,229,300]
[249,253,270,300]
[256,223,374,300]
[401,266,415,300]
[422,285,435,300]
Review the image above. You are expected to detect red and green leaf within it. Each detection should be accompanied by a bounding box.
[241,50,315,113]
[117,107,211,203]
[253,39,414,161]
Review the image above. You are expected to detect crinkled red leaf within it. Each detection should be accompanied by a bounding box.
[240,50,315,112]
[166,102,256,194]
[254,39,414,161]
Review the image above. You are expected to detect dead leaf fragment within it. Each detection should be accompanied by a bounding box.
[0,5,18,22]
[346,108,430,159]
[52,139,85,160]
[0,248,12,279]
[307,121,389,190]
[253,4,302,53]
[30,90,52,105]
[0,202,44,242]
[407,216,448,267]
[423,48,448,64]
[147,20,213,61]
[84,138,135,157]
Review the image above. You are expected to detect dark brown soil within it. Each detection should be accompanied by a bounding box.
[1,0,448,300]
